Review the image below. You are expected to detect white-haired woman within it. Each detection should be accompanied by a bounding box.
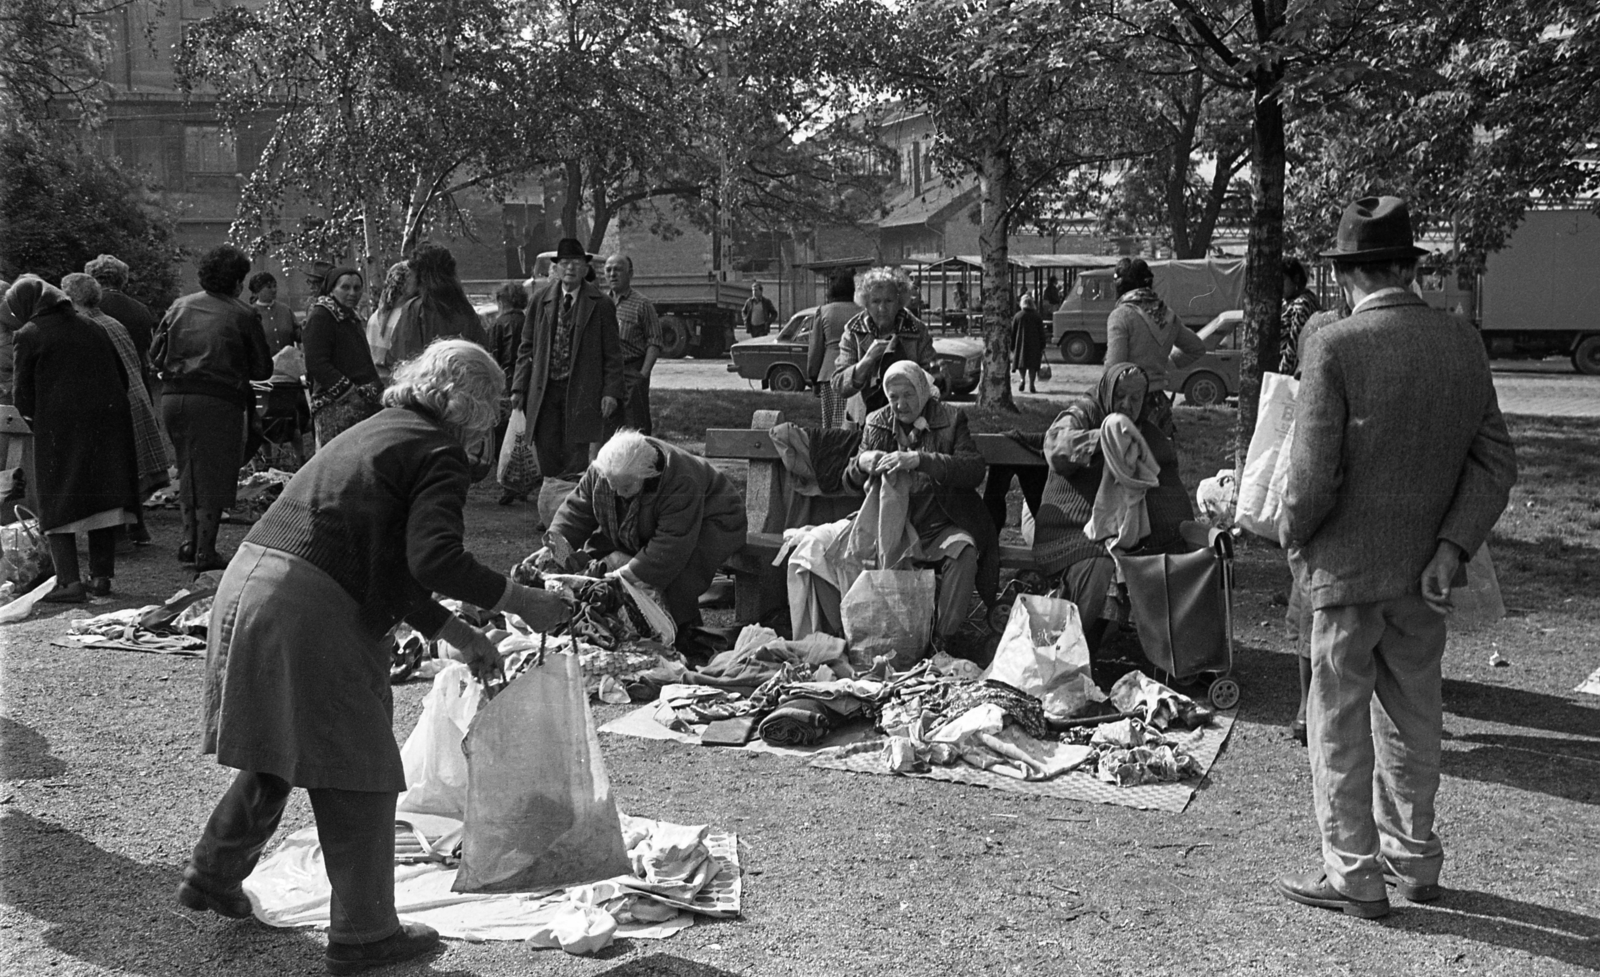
[843,360,998,643]
[546,428,747,639]
[179,339,568,973]
[831,266,936,426]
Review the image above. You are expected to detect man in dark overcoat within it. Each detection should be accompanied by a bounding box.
[1276,196,1518,919]
[510,238,625,483]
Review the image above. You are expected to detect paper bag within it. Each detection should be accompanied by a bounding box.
[982,594,1104,718]
[841,568,935,669]
[453,652,630,893]
[1235,371,1298,540]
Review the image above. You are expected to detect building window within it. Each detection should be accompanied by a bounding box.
[185,125,236,174]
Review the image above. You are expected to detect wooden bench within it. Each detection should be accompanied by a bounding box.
[704,410,1048,624]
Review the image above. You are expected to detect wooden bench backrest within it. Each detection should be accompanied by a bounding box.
[704,410,1046,535]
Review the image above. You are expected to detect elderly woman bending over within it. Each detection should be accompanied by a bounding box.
[181,339,568,974]
[547,429,747,639]
[832,266,936,426]
[843,361,998,641]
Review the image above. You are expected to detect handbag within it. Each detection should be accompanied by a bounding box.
[1113,523,1233,681]
[1037,363,1053,381]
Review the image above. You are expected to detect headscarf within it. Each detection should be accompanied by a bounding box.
[3,276,75,326]
[1073,361,1147,429]
[315,265,363,323]
[882,359,940,417]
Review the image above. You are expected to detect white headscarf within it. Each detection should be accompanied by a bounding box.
[881,359,940,416]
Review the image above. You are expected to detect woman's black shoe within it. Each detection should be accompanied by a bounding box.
[86,576,112,598]
[176,541,196,564]
[1291,720,1308,746]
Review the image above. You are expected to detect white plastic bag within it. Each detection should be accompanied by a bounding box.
[497,410,539,494]
[982,594,1105,718]
[1449,544,1506,630]
[396,662,481,818]
[1235,372,1299,540]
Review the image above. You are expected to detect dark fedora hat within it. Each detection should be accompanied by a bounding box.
[552,237,591,263]
[1320,195,1430,262]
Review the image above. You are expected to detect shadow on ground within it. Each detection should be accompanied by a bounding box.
[0,717,67,781]
[1380,889,1600,972]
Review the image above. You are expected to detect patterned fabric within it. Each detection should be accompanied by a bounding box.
[311,381,383,448]
[549,291,576,382]
[85,308,171,491]
[818,379,844,428]
[611,288,662,364]
[1279,289,1321,375]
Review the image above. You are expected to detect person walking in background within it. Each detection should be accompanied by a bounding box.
[805,272,860,429]
[1011,292,1046,393]
[603,253,662,437]
[389,244,488,364]
[7,276,140,602]
[247,272,300,356]
[1103,257,1207,550]
[304,266,382,449]
[152,245,272,573]
[510,237,624,496]
[741,282,777,338]
[1278,257,1322,376]
[85,253,158,381]
[487,280,527,505]
[1276,195,1517,920]
[365,261,413,381]
[61,273,169,548]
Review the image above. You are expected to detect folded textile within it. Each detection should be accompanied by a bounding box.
[1108,670,1215,730]
[656,684,748,727]
[757,699,837,746]
[1085,413,1159,548]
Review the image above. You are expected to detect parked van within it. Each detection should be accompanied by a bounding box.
[1051,258,1245,363]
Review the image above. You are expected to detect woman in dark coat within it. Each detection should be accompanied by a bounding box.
[6,276,140,602]
[154,245,272,572]
[547,429,747,637]
[180,340,568,973]
[843,361,999,640]
[387,244,489,365]
[1011,292,1046,393]
[303,265,383,448]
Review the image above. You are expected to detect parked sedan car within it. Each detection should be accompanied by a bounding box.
[1169,310,1243,406]
[728,308,985,398]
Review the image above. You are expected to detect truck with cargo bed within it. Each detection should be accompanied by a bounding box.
[1050,258,1245,364]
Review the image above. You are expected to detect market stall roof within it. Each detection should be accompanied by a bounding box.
[794,256,876,271]
[920,254,1122,272]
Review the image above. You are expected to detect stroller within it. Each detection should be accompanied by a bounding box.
[1112,520,1239,709]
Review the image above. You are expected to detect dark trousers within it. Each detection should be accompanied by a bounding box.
[48,527,116,581]
[189,770,400,945]
[602,368,653,440]
[982,464,1047,533]
[533,378,592,480]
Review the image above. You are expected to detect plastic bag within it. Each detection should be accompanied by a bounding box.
[538,477,581,529]
[497,410,539,495]
[0,506,51,589]
[453,652,630,894]
[1449,544,1505,630]
[1235,371,1298,541]
[841,568,935,670]
[982,594,1104,718]
[396,662,482,818]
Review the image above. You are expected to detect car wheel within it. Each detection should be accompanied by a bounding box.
[1183,371,1226,406]
[1059,332,1095,364]
[767,364,806,393]
[1573,335,1600,376]
[659,316,690,359]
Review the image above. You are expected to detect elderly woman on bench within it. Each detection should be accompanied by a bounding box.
[843,361,998,642]
[546,429,748,640]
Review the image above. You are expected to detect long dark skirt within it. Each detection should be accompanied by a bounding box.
[163,392,244,509]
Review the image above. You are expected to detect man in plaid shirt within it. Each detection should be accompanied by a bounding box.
[603,253,662,435]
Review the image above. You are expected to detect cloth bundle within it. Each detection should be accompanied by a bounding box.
[1107,670,1215,731]
[1082,717,1202,787]
[1085,414,1160,549]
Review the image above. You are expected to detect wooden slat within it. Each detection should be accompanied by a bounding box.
[707,427,1045,467]
[0,406,30,435]
[971,434,1046,468]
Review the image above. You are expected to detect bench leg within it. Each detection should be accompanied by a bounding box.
[732,565,787,627]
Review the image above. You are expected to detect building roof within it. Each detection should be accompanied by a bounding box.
[876,180,976,230]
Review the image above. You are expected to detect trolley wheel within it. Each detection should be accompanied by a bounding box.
[1207,676,1240,710]
[987,600,1013,633]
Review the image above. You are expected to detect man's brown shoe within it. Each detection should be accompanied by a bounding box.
[1275,871,1390,918]
[1384,872,1442,902]
[325,922,441,975]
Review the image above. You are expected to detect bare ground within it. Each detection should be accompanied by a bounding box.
[1,409,1596,977]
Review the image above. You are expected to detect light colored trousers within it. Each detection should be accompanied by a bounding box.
[1308,591,1447,902]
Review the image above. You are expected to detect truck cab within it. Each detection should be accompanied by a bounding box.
[1050,258,1246,364]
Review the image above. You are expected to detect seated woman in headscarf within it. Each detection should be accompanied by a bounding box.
[1032,362,1184,653]
[545,429,748,640]
[842,360,998,642]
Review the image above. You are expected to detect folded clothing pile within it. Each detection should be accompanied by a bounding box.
[1078,717,1203,786]
[1107,670,1215,731]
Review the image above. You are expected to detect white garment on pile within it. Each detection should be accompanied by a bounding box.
[1084,413,1160,549]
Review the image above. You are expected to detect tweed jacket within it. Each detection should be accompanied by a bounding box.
[1283,291,1517,609]
[512,280,626,444]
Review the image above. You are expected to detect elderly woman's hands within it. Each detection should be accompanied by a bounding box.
[875,450,921,475]
[437,617,504,684]
[500,580,571,633]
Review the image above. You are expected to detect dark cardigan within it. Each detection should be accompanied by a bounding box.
[303,302,380,401]
[245,406,507,638]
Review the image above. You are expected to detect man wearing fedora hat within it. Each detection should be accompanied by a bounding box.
[511,238,625,490]
[1275,196,1517,918]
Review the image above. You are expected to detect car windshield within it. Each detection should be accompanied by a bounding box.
[776,312,813,342]
[1199,313,1243,351]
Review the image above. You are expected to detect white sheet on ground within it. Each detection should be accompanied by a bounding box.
[598,699,877,756]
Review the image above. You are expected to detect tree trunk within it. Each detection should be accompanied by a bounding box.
[560,160,584,239]
[1165,72,1203,258]
[976,146,1017,412]
[1237,62,1286,467]
[1190,147,1241,258]
[586,179,612,254]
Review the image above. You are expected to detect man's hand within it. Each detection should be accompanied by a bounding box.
[1420,540,1465,614]
[875,450,921,475]
[601,395,619,418]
